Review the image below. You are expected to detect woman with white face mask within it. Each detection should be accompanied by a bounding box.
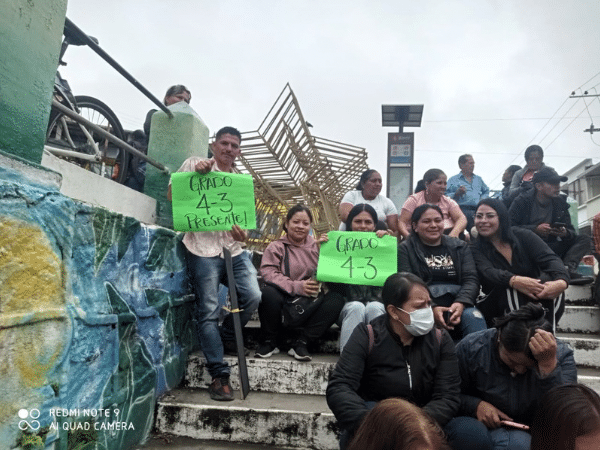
[327,273,462,450]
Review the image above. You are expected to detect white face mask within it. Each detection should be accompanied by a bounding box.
[397,306,435,336]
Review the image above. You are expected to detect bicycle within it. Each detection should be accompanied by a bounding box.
[45,21,129,183]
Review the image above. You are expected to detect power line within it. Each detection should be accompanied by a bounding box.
[423,115,597,123]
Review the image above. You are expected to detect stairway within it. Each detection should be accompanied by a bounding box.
[137,284,600,450]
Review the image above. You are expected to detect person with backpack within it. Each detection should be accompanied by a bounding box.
[326,273,462,450]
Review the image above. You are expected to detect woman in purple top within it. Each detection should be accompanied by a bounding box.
[256,204,345,361]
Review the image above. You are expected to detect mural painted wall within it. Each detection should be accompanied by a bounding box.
[0,154,196,450]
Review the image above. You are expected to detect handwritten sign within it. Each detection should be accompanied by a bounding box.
[171,172,256,232]
[317,231,397,286]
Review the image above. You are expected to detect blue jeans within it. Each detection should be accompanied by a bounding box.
[445,416,530,450]
[459,306,487,337]
[187,251,261,378]
[337,301,385,353]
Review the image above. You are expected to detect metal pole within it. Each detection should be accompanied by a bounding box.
[52,99,170,174]
[64,17,173,119]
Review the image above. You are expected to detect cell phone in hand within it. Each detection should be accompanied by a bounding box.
[551,222,566,229]
[500,420,529,430]
[443,310,452,324]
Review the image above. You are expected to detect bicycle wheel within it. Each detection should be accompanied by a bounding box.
[46,95,129,183]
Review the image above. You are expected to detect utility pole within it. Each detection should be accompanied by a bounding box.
[570,91,600,134]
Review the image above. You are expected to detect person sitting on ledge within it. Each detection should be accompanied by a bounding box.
[445,303,577,450]
[256,203,344,362]
[398,168,467,240]
[471,198,569,328]
[398,204,486,341]
[335,204,389,354]
[327,273,461,450]
[338,169,399,234]
[445,154,489,232]
[509,167,593,285]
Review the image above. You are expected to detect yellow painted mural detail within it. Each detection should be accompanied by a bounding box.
[0,216,64,314]
[0,216,69,416]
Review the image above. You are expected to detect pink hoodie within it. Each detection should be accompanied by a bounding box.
[259,234,319,297]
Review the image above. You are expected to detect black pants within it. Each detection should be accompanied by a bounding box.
[477,287,565,332]
[258,285,345,343]
[547,233,591,271]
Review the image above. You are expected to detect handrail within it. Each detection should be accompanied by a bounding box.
[52,99,170,175]
[63,17,173,119]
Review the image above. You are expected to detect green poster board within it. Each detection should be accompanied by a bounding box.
[171,171,256,232]
[317,231,397,286]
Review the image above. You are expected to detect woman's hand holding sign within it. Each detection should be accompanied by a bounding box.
[317,231,397,287]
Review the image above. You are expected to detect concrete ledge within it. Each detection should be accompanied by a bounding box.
[0,149,62,190]
[185,354,337,395]
[559,333,600,368]
[565,284,595,305]
[558,306,600,334]
[41,149,157,224]
[156,389,337,450]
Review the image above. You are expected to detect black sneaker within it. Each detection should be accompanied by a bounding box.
[208,376,234,401]
[288,340,312,361]
[569,271,594,286]
[223,340,250,356]
[255,341,280,358]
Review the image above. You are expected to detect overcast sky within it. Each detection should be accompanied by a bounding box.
[63,0,600,192]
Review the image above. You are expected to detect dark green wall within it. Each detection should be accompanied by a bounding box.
[0,0,67,163]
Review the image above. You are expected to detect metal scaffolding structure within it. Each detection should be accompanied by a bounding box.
[235,84,368,251]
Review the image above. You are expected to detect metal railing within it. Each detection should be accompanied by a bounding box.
[63,18,172,119]
[45,18,175,175]
[49,100,170,174]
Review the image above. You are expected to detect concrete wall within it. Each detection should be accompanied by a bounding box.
[0,152,196,450]
[0,0,67,163]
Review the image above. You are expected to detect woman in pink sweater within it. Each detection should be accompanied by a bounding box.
[257,204,345,361]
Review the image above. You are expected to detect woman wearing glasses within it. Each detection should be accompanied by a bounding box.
[470,198,568,328]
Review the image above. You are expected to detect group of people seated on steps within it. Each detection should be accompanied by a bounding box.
[167,122,596,448]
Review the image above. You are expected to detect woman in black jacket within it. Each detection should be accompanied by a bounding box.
[326,273,461,450]
[398,204,486,340]
[470,198,568,329]
[450,303,577,450]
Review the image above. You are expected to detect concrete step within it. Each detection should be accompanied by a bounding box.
[155,388,338,450]
[185,353,337,396]
[558,305,600,334]
[134,434,305,449]
[185,347,600,396]
[564,284,596,306]
[577,367,600,393]
[558,332,600,368]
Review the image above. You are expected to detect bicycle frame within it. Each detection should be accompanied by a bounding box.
[48,100,169,174]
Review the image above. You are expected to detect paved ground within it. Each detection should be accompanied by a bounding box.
[133,434,303,449]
